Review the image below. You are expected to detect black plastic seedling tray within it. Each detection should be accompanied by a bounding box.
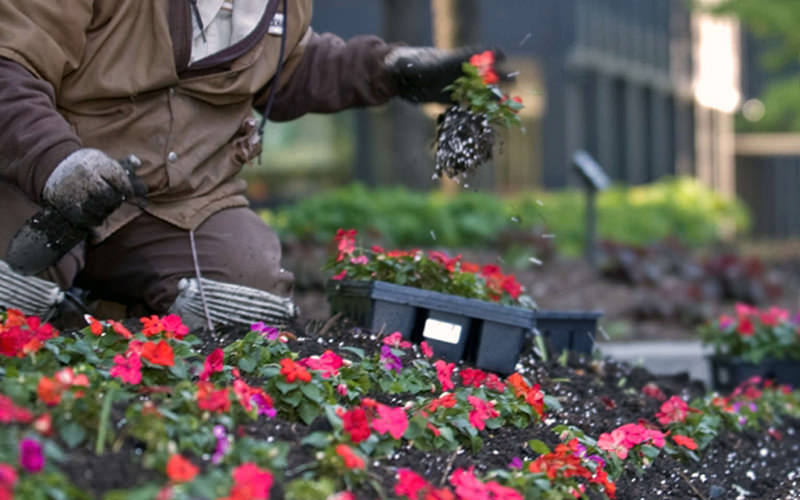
[535,311,603,356]
[709,356,800,392]
[327,280,534,374]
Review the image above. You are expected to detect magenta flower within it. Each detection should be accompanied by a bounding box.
[19,438,44,473]
[251,394,277,418]
[508,456,523,469]
[380,345,403,373]
[251,322,280,340]
[211,425,230,464]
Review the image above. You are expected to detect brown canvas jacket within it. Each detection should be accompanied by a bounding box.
[0,0,397,241]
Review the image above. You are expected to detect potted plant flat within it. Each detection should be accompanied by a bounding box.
[701,303,800,391]
[324,229,601,374]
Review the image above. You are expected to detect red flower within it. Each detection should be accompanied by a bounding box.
[395,469,430,499]
[371,404,408,440]
[298,350,343,379]
[426,393,457,413]
[162,315,189,340]
[467,396,499,430]
[469,50,499,85]
[166,454,197,483]
[0,394,32,424]
[460,368,487,388]
[87,316,104,336]
[140,315,164,337]
[219,463,273,500]
[199,348,225,381]
[341,407,371,444]
[110,352,142,385]
[383,332,412,349]
[36,377,62,406]
[232,379,275,417]
[655,396,689,426]
[419,341,433,358]
[737,316,755,336]
[196,382,231,413]
[332,269,348,281]
[501,275,522,299]
[336,444,365,470]
[108,320,132,339]
[141,340,175,367]
[279,358,312,383]
[641,382,667,401]
[434,360,455,391]
[485,374,505,392]
[672,434,698,450]
[0,463,18,495]
[590,469,616,499]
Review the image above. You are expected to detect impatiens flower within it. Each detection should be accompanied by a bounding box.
[340,407,371,443]
[0,463,18,492]
[337,384,348,396]
[641,382,667,401]
[110,352,142,385]
[299,350,343,378]
[656,396,689,426]
[383,332,412,349]
[426,393,457,413]
[449,467,487,499]
[329,493,356,500]
[232,379,275,417]
[336,444,365,470]
[419,341,433,358]
[590,469,616,499]
[615,423,645,448]
[467,396,499,430]
[162,314,189,339]
[166,454,198,483]
[141,340,175,367]
[196,382,231,413]
[508,457,523,470]
[36,377,62,406]
[380,345,403,373]
[460,368,487,388]
[350,255,368,265]
[140,315,164,337]
[19,438,44,473]
[0,395,32,424]
[735,303,758,317]
[395,469,429,499]
[251,322,281,340]
[485,373,506,393]
[469,50,499,85]
[371,404,408,440]
[643,428,666,448]
[597,430,628,460]
[672,434,698,450]
[220,463,273,500]
[335,229,357,261]
[718,314,735,329]
[737,316,755,336]
[108,320,132,339]
[434,360,455,391]
[32,413,52,436]
[86,315,104,335]
[211,425,230,464]
[199,348,225,381]
[279,358,311,383]
[332,269,348,281]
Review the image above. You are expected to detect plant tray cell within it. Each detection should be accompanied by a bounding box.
[326,280,534,374]
[534,311,603,356]
[709,356,800,392]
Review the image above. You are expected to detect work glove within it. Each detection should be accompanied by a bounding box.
[42,148,138,228]
[385,47,508,104]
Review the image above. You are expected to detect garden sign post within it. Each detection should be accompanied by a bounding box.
[572,151,610,269]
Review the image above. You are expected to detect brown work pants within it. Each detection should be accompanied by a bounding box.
[0,182,294,313]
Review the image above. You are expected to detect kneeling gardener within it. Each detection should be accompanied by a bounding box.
[0,0,495,327]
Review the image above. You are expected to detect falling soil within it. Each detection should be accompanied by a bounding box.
[52,316,800,499]
[434,106,495,181]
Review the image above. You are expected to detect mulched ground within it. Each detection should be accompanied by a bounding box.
[54,315,800,499]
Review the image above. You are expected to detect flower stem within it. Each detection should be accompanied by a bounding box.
[96,388,115,455]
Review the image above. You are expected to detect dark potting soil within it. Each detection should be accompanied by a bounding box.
[434,106,495,181]
[58,318,800,499]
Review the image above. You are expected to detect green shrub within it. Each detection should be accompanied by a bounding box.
[261,178,750,254]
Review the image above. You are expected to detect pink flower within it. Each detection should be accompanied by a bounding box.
[643,428,666,448]
[597,430,628,460]
[383,332,412,349]
[641,382,667,401]
[656,396,689,426]
[760,307,788,326]
[616,423,646,448]
[371,404,408,440]
[0,463,17,491]
[395,469,430,499]
[299,350,344,378]
[450,467,490,500]
[735,303,758,317]
[161,314,189,340]
[350,255,368,265]
[332,269,348,281]
[335,229,357,261]
[337,383,348,396]
[199,348,224,381]
[419,341,434,358]
[434,360,455,391]
[0,394,33,424]
[110,352,142,385]
[467,396,499,430]
[19,438,44,473]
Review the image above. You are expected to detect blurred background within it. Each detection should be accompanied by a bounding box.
[242,0,800,367]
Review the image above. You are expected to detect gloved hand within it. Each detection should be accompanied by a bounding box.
[385,47,507,103]
[42,148,137,228]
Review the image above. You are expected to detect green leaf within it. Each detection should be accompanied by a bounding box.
[60,422,86,449]
[301,432,331,449]
[340,346,365,359]
[300,383,324,403]
[298,402,320,426]
[238,356,257,373]
[528,439,551,455]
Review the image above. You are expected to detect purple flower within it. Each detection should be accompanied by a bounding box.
[380,345,403,373]
[588,455,606,468]
[211,425,230,464]
[251,394,277,418]
[19,438,44,473]
[748,402,757,412]
[508,456,523,469]
[251,322,280,340]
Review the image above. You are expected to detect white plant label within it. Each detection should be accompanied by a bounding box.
[422,319,462,345]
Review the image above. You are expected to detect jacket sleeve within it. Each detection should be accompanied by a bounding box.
[258,29,399,122]
[0,2,92,201]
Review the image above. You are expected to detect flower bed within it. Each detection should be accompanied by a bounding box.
[2,307,800,499]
